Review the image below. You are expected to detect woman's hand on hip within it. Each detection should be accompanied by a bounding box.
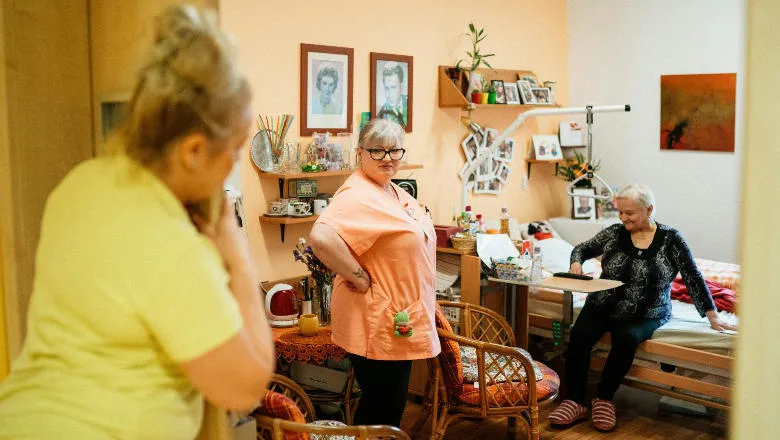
[569,262,583,275]
[346,267,371,293]
[193,195,251,271]
[706,310,737,332]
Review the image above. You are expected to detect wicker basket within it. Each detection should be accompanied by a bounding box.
[450,235,476,252]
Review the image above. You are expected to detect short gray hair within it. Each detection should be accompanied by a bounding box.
[615,183,656,210]
[358,118,404,148]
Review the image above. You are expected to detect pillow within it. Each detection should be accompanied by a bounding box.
[252,391,308,440]
[534,237,597,275]
[460,346,543,383]
[434,305,463,391]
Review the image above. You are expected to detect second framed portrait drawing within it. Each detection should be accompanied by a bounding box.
[370,52,413,132]
[300,43,354,136]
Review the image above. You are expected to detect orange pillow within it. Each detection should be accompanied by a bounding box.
[434,305,463,391]
[252,391,308,440]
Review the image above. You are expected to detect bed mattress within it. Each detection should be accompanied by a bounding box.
[529,289,738,354]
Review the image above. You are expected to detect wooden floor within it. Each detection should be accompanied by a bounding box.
[399,387,728,440]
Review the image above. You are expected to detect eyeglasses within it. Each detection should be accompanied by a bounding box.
[362,147,406,161]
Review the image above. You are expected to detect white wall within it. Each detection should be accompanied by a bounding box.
[567,0,746,263]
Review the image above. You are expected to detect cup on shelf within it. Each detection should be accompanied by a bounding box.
[313,199,328,215]
[291,201,312,216]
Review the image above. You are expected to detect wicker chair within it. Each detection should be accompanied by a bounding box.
[253,374,411,440]
[418,301,560,440]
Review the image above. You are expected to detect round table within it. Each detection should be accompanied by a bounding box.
[272,326,347,365]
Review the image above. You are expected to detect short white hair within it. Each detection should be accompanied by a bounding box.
[615,183,656,211]
[358,118,404,149]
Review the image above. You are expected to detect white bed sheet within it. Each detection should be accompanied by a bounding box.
[529,290,738,354]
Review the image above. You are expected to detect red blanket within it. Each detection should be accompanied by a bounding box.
[670,279,737,313]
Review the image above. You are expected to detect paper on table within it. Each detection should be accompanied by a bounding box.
[476,233,520,267]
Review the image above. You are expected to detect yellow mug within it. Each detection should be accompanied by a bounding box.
[298,314,319,336]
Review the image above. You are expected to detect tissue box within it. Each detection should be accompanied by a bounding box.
[434,225,459,248]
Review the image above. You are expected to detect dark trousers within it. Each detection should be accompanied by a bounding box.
[349,354,412,427]
[564,300,664,404]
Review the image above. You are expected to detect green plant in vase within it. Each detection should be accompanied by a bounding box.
[456,23,495,96]
[556,151,601,188]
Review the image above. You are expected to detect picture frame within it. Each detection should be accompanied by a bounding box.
[486,178,502,195]
[476,150,493,181]
[370,52,413,132]
[460,134,479,163]
[490,79,507,104]
[518,74,539,88]
[572,187,598,220]
[531,87,553,105]
[300,43,354,136]
[497,162,511,184]
[494,138,515,162]
[516,80,536,104]
[503,82,521,104]
[531,134,563,161]
[484,128,499,149]
[324,142,345,170]
[474,180,488,194]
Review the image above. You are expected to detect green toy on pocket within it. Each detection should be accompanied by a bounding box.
[394,311,413,337]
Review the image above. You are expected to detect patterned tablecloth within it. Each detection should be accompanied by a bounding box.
[272,326,346,365]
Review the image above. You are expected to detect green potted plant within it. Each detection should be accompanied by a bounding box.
[456,23,495,96]
[481,80,491,104]
[487,82,498,104]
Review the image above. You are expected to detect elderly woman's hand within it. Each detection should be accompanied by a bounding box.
[706,310,737,332]
[569,263,583,275]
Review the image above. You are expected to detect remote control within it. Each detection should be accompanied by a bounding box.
[553,272,593,281]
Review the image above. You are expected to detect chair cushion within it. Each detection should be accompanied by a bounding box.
[435,305,463,391]
[309,420,354,440]
[457,362,560,407]
[253,391,308,440]
[460,346,544,383]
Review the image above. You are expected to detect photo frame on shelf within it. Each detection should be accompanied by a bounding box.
[504,82,521,104]
[572,187,598,220]
[324,143,345,170]
[497,162,511,184]
[300,43,354,136]
[461,134,479,162]
[531,134,563,161]
[370,52,413,132]
[531,87,553,104]
[517,80,536,104]
[494,138,515,162]
[518,74,539,88]
[491,80,507,104]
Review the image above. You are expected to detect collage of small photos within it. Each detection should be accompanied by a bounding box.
[485,73,554,105]
[458,123,515,195]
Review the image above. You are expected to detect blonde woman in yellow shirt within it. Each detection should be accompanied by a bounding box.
[0,5,274,439]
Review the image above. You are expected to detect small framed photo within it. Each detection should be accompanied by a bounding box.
[531,87,553,104]
[503,82,521,104]
[490,80,506,104]
[494,138,515,162]
[324,143,345,170]
[531,135,563,161]
[300,43,354,136]
[461,134,478,162]
[516,80,536,104]
[572,187,598,220]
[486,178,502,195]
[474,180,488,193]
[473,128,485,148]
[484,128,499,149]
[370,52,413,132]
[519,74,539,88]
[476,151,493,181]
[497,162,511,184]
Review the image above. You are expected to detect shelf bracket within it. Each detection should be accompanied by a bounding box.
[278,178,285,199]
[280,224,286,243]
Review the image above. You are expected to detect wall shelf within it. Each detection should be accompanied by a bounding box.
[438,65,559,111]
[260,164,423,198]
[259,215,319,242]
[525,158,564,179]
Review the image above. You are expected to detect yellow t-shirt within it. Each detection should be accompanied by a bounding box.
[0,155,243,439]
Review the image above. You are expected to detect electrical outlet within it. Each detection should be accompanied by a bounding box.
[522,175,528,191]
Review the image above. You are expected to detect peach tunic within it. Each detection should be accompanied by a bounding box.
[315,170,441,360]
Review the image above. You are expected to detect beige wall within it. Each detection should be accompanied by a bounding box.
[0,0,94,356]
[732,0,780,437]
[221,0,570,282]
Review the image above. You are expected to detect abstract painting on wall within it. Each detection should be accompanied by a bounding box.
[660,73,736,152]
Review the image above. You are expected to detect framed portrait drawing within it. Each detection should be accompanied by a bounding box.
[370,52,413,132]
[300,43,354,136]
[571,187,597,220]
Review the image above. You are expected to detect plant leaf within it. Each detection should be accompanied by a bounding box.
[482,60,493,69]
[478,29,484,36]
[469,23,475,33]
[482,53,495,58]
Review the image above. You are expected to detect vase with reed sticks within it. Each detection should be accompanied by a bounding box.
[257,114,294,173]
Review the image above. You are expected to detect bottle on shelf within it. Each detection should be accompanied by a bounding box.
[476,214,485,234]
[531,244,544,282]
[499,206,510,236]
[465,205,473,221]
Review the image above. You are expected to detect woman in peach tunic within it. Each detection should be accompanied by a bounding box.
[311,119,440,427]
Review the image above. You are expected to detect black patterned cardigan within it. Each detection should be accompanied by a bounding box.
[570,223,716,322]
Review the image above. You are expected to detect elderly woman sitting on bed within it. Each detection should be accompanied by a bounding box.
[549,183,737,432]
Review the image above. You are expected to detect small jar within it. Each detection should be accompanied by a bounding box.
[298,314,320,336]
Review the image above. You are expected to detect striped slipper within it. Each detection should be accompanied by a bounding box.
[591,398,617,432]
[548,399,589,427]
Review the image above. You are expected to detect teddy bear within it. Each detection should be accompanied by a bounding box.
[526,221,555,241]
[394,311,413,337]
